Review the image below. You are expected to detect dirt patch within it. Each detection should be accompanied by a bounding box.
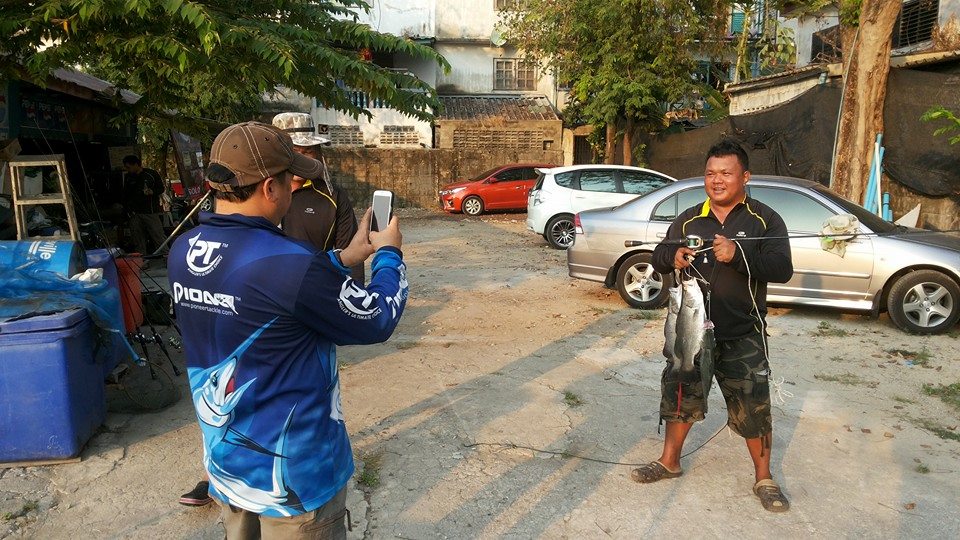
[3,210,959,538]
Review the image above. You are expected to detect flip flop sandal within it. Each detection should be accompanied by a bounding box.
[630,461,683,484]
[753,479,790,512]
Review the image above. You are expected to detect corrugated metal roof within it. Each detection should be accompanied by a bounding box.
[437,95,559,121]
[891,49,960,68]
[724,65,826,94]
[51,68,140,105]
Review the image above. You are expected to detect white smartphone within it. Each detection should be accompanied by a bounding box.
[370,190,394,233]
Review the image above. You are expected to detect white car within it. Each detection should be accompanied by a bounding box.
[526,165,676,248]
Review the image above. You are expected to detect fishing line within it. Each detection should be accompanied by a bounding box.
[734,239,793,407]
[632,226,960,249]
[461,425,728,465]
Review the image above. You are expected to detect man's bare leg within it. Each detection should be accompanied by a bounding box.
[631,421,692,483]
[657,421,693,472]
[747,431,789,511]
[745,432,772,483]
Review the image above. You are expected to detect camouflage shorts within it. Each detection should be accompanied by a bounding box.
[659,333,772,439]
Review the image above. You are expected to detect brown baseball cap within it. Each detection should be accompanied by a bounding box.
[207,122,323,192]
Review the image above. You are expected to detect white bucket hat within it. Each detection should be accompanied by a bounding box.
[272,112,331,147]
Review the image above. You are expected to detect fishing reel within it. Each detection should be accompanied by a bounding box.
[683,235,703,264]
[684,235,704,250]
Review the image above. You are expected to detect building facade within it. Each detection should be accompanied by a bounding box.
[312,0,560,148]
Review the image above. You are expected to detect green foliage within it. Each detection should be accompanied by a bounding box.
[813,321,849,337]
[922,106,960,145]
[915,418,960,442]
[770,0,834,18]
[0,0,449,132]
[356,451,382,488]
[840,0,863,27]
[563,390,584,407]
[758,20,797,72]
[922,382,960,411]
[502,0,728,130]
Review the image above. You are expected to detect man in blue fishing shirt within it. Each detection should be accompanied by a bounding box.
[168,122,408,537]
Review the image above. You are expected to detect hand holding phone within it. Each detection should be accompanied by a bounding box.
[370,190,393,233]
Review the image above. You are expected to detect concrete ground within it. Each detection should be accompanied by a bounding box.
[2,210,959,539]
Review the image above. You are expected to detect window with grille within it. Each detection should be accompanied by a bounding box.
[894,0,939,48]
[494,59,537,91]
[730,11,746,34]
[811,25,842,63]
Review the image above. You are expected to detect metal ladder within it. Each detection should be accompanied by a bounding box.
[7,154,79,241]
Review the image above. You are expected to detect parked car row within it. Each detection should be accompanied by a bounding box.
[439,164,554,216]
[438,164,960,334]
[526,165,676,249]
[568,176,960,335]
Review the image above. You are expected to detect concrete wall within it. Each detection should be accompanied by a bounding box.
[323,147,563,208]
[350,0,435,38]
[728,74,826,115]
[434,118,561,149]
[782,7,840,68]
[884,175,960,231]
[434,44,557,98]
[313,106,433,147]
[436,0,499,39]
[942,0,960,25]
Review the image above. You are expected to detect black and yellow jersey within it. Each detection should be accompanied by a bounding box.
[652,196,793,341]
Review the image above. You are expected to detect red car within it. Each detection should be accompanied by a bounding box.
[439,163,556,216]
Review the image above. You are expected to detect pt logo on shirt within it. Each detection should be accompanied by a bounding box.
[338,281,382,319]
[186,233,226,276]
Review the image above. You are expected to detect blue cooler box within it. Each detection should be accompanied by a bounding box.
[0,309,106,462]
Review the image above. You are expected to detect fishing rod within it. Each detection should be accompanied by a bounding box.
[624,226,960,249]
[146,190,213,259]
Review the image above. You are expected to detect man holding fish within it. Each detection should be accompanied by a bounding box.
[631,139,794,513]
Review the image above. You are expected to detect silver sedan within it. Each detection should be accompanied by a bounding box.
[567,176,960,334]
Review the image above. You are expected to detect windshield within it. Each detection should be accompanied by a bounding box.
[469,167,502,181]
[813,185,897,233]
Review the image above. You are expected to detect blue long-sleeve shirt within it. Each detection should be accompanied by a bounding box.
[168,212,407,516]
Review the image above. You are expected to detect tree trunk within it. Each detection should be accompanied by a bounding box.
[832,0,900,204]
[158,138,170,184]
[604,122,616,164]
[733,4,754,84]
[622,116,634,166]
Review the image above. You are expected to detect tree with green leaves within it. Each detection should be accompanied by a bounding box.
[0,0,449,137]
[922,106,960,145]
[502,0,727,164]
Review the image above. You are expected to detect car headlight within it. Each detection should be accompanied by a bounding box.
[440,187,466,196]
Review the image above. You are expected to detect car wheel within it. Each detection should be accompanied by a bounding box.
[616,253,671,309]
[462,196,484,216]
[886,270,960,334]
[545,214,575,249]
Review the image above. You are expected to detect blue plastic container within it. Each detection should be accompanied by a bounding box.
[0,240,86,278]
[85,249,127,376]
[0,309,106,462]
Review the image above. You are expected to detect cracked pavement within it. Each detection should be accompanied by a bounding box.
[3,211,960,538]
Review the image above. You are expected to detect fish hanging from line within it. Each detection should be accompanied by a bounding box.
[664,276,713,384]
[662,282,682,361]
